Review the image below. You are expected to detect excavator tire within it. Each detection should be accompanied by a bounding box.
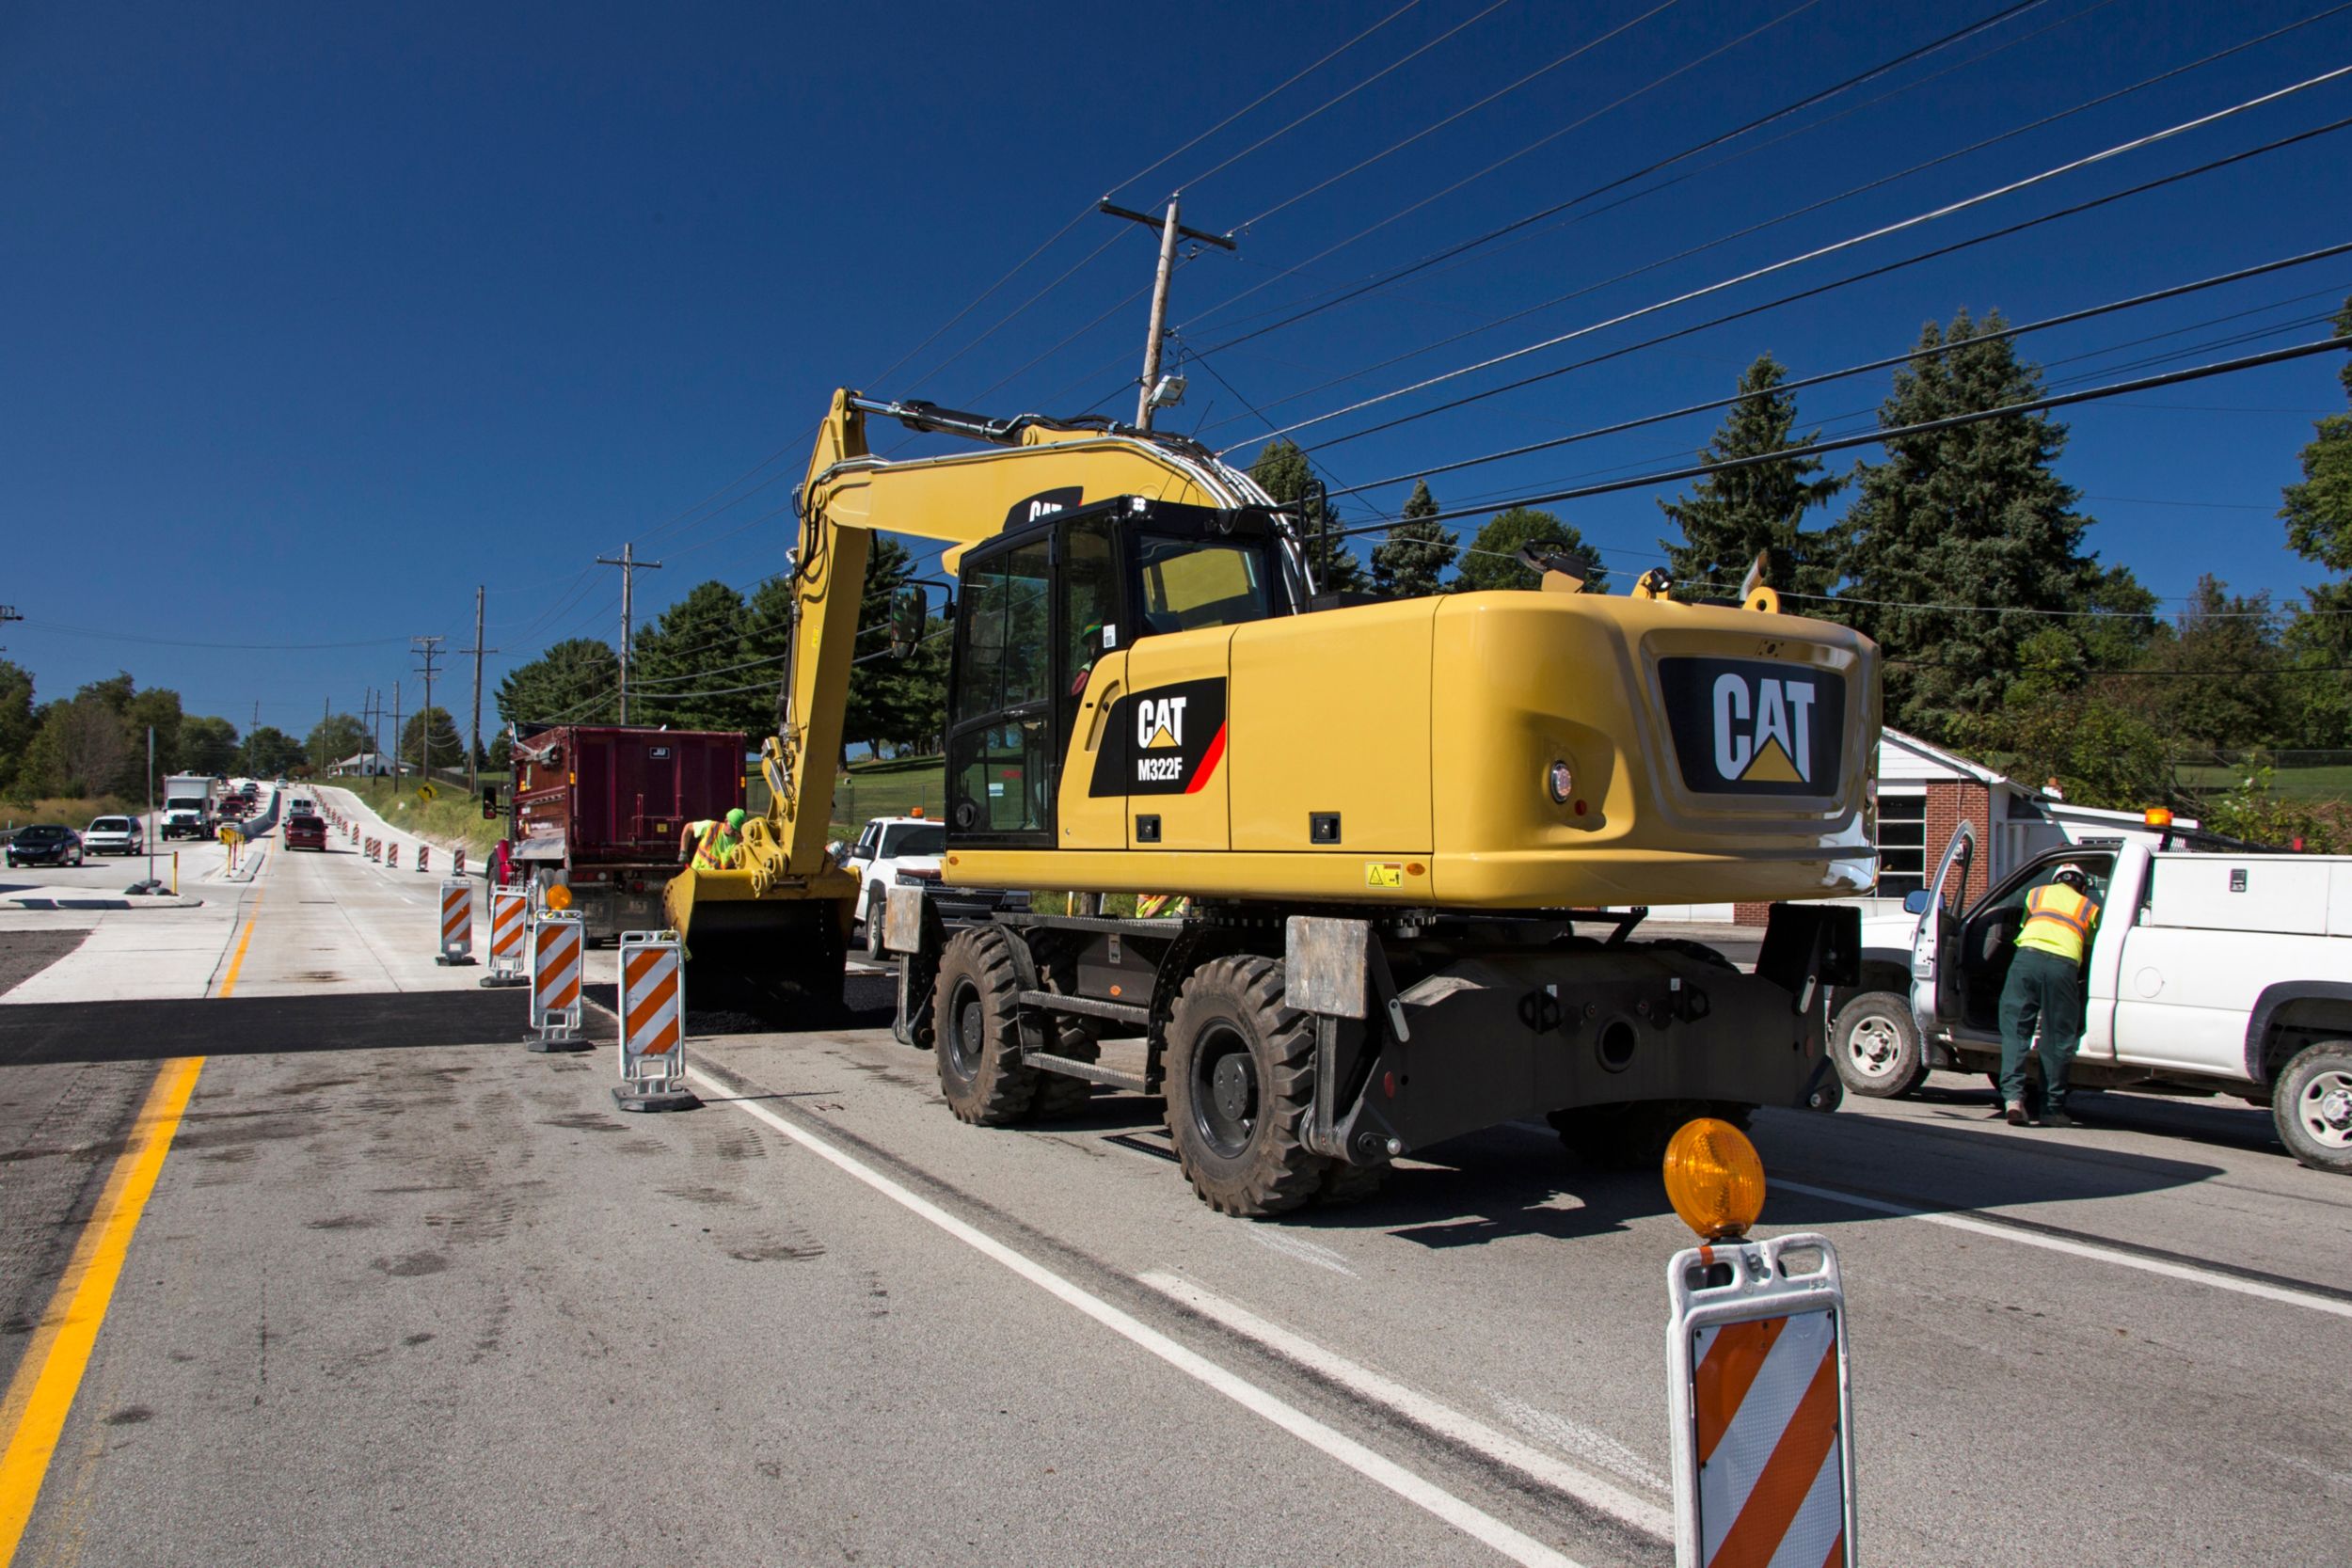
[1165,956,1326,1217]
[933,927,1039,1126]
[1549,1100,1752,1171]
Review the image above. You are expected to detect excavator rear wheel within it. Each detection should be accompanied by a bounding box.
[1165,956,1325,1217]
[933,927,1039,1126]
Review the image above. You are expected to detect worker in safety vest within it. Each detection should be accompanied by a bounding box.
[678,807,748,871]
[1994,863,2102,1128]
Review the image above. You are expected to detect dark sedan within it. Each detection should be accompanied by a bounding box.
[6,825,85,868]
[285,814,327,851]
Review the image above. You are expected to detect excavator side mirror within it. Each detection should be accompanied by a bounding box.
[890,586,929,658]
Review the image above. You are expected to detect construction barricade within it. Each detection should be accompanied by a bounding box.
[453,848,466,876]
[418,844,431,874]
[612,930,695,1112]
[526,908,585,1051]
[481,886,530,987]
[435,879,474,966]
[387,842,399,870]
[1666,1230,1855,1568]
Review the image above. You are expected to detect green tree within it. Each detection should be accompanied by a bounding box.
[497,639,620,726]
[486,727,514,774]
[306,713,368,774]
[399,706,464,775]
[2142,576,2283,753]
[728,573,796,739]
[630,580,750,730]
[1371,481,1458,598]
[2278,295,2352,746]
[1658,354,1845,599]
[181,715,240,774]
[239,725,305,777]
[1453,506,1608,593]
[1959,690,2168,810]
[1837,310,2104,740]
[0,661,36,797]
[842,537,933,756]
[1251,437,1366,594]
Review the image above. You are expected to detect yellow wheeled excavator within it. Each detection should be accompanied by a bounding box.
[667,389,1881,1214]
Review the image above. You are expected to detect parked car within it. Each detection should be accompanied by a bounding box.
[840,813,1026,958]
[6,825,85,868]
[82,816,144,855]
[285,814,327,851]
[1835,816,2352,1172]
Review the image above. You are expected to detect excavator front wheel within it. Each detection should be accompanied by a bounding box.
[1165,956,1325,1218]
[933,927,1040,1125]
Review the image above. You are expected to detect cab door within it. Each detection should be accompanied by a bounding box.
[944,531,1057,847]
[1910,821,1973,1037]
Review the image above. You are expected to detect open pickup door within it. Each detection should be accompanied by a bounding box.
[1909,820,1973,1037]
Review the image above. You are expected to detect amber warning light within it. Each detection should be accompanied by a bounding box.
[544,883,574,911]
[1662,1117,1767,1241]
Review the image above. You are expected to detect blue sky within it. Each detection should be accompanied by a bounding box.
[7,0,2350,738]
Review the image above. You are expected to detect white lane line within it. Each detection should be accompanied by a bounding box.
[1772,1179,2352,1321]
[1139,1272,1674,1541]
[1489,1394,1670,1497]
[1249,1227,1359,1276]
[682,1065,1591,1568]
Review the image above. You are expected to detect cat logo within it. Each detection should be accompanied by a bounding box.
[1659,657,1844,797]
[1712,672,1818,784]
[1137,694,1188,752]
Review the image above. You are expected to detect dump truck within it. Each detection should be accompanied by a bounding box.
[504,723,745,944]
[664,390,1878,1214]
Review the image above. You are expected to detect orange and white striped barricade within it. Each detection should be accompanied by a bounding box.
[480,886,530,987]
[417,844,430,873]
[435,879,475,966]
[612,929,695,1112]
[453,847,466,876]
[526,908,585,1051]
[387,842,400,870]
[1666,1232,1855,1568]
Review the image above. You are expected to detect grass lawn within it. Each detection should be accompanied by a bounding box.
[828,754,947,840]
[2174,764,2352,801]
[335,778,506,857]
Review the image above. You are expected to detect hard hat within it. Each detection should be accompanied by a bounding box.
[725,807,747,831]
[2052,863,2089,888]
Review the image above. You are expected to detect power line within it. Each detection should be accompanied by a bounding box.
[1296,109,2352,457]
[19,622,409,651]
[1244,62,2352,451]
[1322,332,2352,535]
[1323,241,2352,496]
[1177,0,2056,360]
[1202,3,2347,436]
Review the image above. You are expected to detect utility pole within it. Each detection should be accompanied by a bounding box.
[363,687,378,772]
[0,604,20,653]
[458,586,496,793]
[412,636,445,784]
[319,696,330,777]
[391,681,402,782]
[1098,197,1235,431]
[595,544,663,723]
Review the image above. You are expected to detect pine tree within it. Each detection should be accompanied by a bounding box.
[1250,438,1366,594]
[1371,481,1458,598]
[2278,296,2352,746]
[629,579,749,730]
[496,639,620,726]
[1453,507,1609,593]
[1657,355,1844,600]
[1836,310,2103,740]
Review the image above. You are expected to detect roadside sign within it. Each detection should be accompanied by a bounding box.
[419,783,438,802]
[1666,1232,1855,1568]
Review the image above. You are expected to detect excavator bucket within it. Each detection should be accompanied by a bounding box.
[663,865,853,1023]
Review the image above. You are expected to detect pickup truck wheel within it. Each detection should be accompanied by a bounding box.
[2273,1041,2352,1174]
[932,927,1038,1126]
[1830,993,1927,1099]
[1165,956,1325,1217]
[863,883,886,959]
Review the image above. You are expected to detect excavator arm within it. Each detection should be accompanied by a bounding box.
[662,388,1275,1010]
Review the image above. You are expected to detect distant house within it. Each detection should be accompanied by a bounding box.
[329,752,405,778]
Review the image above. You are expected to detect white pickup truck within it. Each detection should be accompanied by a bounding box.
[1832,819,2352,1172]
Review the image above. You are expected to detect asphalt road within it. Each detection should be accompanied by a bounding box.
[1,837,2345,1567]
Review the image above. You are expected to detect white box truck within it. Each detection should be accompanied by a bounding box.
[160,774,220,841]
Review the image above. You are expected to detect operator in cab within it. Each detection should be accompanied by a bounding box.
[679,807,748,872]
[1996,862,2102,1129]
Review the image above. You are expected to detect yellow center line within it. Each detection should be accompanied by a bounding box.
[0,1054,205,1562]
[214,885,264,999]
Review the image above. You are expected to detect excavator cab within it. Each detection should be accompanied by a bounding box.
[942,497,1303,852]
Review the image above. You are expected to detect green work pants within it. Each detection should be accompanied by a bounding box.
[1998,946,2085,1112]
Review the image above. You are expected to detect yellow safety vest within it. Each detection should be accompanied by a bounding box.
[2017,882,2099,962]
[689,820,739,872]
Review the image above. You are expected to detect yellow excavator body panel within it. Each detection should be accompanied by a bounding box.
[946,588,1877,909]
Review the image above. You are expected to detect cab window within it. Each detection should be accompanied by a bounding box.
[1134,534,1275,638]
